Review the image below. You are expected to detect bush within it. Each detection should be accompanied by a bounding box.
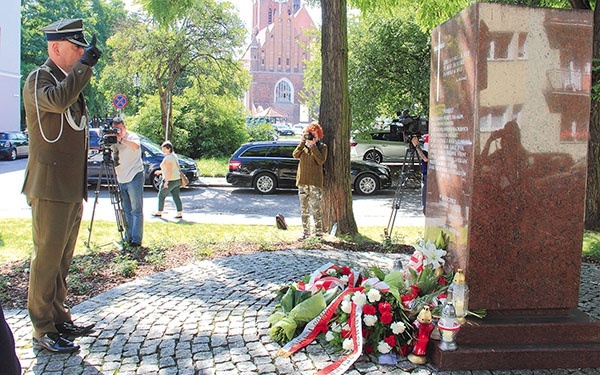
[248,122,278,142]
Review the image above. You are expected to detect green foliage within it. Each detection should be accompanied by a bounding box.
[196,157,229,177]
[247,121,278,142]
[101,0,247,138]
[348,13,430,131]
[113,254,138,278]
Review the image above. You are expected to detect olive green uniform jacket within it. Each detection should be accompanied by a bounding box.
[22,58,92,202]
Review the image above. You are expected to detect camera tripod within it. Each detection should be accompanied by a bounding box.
[384,145,422,241]
[85,147,128,248]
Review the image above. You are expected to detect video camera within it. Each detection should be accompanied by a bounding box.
[99,120,120,146]
[390,109,429,144]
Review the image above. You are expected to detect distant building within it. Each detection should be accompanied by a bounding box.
[241,0,316,124]
[0,0,21,131]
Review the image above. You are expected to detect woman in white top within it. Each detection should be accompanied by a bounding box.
[153,141,183,218]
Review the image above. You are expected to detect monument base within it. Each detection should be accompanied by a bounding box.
[429,309,600,370]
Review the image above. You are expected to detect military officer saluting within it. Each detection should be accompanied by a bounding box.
[22,18,102,354]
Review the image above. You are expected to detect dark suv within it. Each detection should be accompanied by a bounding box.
[226,141,392,195]
[0,131,29,161]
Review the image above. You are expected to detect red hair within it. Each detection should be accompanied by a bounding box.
[306,123,324,139]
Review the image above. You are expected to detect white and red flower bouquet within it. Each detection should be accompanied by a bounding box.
[268,234,456,374]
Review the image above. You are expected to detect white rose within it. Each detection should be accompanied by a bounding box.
[377,341,392,354]
[340,275,349,284]
[327,268,337,276]
[342,338,354,351]
[366,289,381,303]
[325,331,335,342]
[331,323,342,333]
[363,314,378,327]
[391,321,406,335]
[341,300,352,314]
[352,292,367,307]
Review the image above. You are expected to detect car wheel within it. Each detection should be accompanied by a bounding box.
[151,171,162,191]
[9,148,17,161]
[354,173,379,196]
[363,149,382,163]
[254,172,277,194]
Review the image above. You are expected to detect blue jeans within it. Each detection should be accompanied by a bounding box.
[119,171,144,244]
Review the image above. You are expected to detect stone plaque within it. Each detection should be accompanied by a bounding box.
[425,3,593,313]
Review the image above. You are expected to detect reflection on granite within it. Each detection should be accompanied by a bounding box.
[425,3,593,313]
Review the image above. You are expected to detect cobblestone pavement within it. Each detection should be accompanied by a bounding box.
[5,250,600,375]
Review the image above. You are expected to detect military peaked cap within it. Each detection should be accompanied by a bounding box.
[40,18,89,47]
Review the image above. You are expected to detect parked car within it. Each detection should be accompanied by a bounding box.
[226,140,392,195]
[273,124,294,136]
[350,130,416,164]
[0,131,29,161]
[291,123,309,135]
[87,135,199,191]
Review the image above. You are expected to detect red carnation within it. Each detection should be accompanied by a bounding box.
[378,301,392,314]
[384,334,396,348]
[362,329,371,338]
[364,345,374,354]
[363,304,377,315]
[410,284,422,296]
[341,266,352,275]
[438,276,448,286]
[380,311,393,325]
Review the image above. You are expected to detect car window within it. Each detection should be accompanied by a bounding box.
[267,145,295,158]
[141,139,162,155]
[240,145,270,157]
[0,133,7,141]
[371,133,389,141]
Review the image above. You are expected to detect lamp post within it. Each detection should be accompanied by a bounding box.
[133,72,141,110]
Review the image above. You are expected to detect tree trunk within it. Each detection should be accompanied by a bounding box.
[585,4,600,230]
[320,0,358,235]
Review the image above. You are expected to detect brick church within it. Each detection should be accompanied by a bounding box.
[241,0,317,124]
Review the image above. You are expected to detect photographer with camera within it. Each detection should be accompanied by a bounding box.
[21,18,101,353]
[293,123,328,240]
[110,117,144,247]
[411,134,429,214]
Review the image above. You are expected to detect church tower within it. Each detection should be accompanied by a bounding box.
[242,0,316,124]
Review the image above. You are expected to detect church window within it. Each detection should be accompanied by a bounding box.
[275,79,294,103]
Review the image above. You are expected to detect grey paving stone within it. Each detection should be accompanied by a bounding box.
[5,250,600,375]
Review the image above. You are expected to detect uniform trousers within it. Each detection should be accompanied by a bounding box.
[27,198,82,339]
[298,184,323,236]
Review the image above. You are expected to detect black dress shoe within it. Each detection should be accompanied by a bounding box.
[55,321,95,337]
[33,332,80,353]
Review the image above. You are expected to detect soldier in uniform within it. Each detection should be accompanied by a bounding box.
[21,18,102,353]
[293,123,328,240]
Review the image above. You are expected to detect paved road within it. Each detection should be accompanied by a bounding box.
[0,158,424,228]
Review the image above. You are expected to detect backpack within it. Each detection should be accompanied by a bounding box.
[276,214,288,230]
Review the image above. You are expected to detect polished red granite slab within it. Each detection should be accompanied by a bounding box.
[424,3,598,370]
[425,2,593,313]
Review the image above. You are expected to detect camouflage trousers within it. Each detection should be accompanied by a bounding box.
[298,185,323,236]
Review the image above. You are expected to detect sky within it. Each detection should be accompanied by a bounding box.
[229,0,321,33]
[125,0,321,40]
